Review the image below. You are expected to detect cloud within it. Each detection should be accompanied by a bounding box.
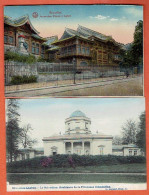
[90,14,118,22]
[110,18,118,21]
[90,15,108,20]
[124,6,143,18]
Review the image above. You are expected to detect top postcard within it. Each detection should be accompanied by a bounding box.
[4,5,143,97]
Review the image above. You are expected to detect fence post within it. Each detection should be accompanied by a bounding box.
[73,58,76,84]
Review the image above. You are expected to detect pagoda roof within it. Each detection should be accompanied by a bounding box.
[31,33,46,41]
[4,15,39,35]
[44,36,58,46]
[77,25,108,40]
[53,25,121,46]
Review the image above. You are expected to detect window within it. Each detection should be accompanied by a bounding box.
[51,146,57,155]
[26,153,30,159]
[98,145,105,155]
[134,150,137,156]
[9,36,14,44]
[68,123,70,130]
[32,42,35,54]
[36,43,39,54]
[85,122,88,130]
[85,150,89,155]
[22,154,25,160]
[99,147,103,155]
[4,35,8,44]
[68,46,71,54]
[86,47,90,55]
[82,47,86,54]
[129,150,132,156]
[77,45,81,53]
[41,45,45,58]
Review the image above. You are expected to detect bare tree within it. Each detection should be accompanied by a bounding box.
[19,123,37,148]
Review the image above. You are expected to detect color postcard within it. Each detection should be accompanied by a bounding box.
[4,4,143,97]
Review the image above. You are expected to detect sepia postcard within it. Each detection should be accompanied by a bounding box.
[6,98,146,191]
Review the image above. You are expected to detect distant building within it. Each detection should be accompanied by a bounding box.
[112,144,142,156]
[7,148,44,162]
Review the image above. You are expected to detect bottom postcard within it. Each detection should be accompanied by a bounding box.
[5,98,146,191]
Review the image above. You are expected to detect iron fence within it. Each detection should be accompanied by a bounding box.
[5,61,141,86]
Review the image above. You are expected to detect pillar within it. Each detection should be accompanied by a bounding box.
[71,142,74,154]
[90,141,93,155]
[82,141,85,155]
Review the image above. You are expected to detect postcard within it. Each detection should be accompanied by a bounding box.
[6,98,146,191]
[4,4,143,97]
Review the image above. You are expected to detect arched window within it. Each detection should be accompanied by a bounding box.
[51,146,57,155]
[98,145,105,155]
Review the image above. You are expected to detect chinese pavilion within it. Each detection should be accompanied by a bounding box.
[52,25,122,67]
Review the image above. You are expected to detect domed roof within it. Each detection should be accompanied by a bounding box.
[70,110,86,118]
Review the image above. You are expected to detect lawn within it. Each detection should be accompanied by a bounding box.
[7,163,146,173]
[7,173,146,184]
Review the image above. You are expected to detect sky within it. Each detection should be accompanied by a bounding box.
[6,98,145,148]
[4,5,143,44]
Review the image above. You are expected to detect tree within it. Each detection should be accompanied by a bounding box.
[112,135,123,145]
[121,119,137,144]
[136,111,146,154]
[120,20,143,69]
[19,123,37,148]
[131,20,143,67]
[6,99,21,162]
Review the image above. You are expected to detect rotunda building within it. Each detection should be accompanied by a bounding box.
[43,110,113,156]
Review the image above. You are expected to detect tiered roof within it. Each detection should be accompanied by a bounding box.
[4,15,39,34]
[44,36,59,51]
[53,25,121,46]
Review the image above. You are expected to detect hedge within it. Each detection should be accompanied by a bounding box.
[7,154,146,170]
[5,51,36,64]
[10,75,37,85]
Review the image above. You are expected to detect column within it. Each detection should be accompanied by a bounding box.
[82,141,85,155]
[71,142,74,154]
[63,141,66,154]
[90,141,93,155]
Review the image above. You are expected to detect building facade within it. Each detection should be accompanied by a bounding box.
[4,15,52,59]
[43,110,143,157]
[43,110,113,156]
[112,144,142,156]
[52,25,122,67]
[4,15,123,67]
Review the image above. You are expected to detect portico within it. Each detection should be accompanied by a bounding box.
[65,140,92,155]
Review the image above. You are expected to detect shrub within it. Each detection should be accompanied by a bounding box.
[5,51,36,64]
[7,155,146,172]
[11,75,37,85]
